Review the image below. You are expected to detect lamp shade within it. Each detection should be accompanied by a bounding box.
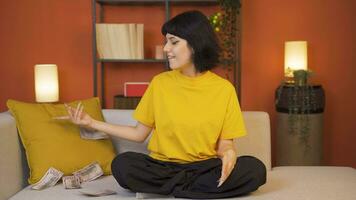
[284,41,308,77]
[35,64,59,102]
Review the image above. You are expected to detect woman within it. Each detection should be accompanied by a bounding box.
[65,10,266,199]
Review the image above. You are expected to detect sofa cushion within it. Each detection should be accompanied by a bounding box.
[9,175,133,200]
[6,98,116,184]
[252,166,356,200]
[8,166,356,200]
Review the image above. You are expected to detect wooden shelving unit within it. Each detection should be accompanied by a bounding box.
[91,0,241,108]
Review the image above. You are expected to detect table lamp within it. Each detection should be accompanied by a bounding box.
[284,41,308,81]
[34,64,59,103]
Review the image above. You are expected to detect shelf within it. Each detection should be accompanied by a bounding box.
[96,0,218,5]
[99,58,166,63]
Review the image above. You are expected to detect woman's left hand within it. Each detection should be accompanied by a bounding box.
[218,148,237,187]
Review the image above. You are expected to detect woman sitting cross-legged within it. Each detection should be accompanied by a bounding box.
[63,10,266,199]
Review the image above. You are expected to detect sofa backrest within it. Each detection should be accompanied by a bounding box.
[103,109,150,155]
[0,109,271,199]
[103,109,272,170]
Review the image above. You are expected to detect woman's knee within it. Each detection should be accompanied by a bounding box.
[238,156,266,185]
[111,152,137,188]
[111,152,134,171]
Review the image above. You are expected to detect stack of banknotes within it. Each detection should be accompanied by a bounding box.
[79,127,109,140]
[31,162,104,190]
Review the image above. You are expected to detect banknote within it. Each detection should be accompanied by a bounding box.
[79,127,109,140]
[79,189,117,197]
[73,162,104,182]
[62,175,81,189]
[31,167,64,190]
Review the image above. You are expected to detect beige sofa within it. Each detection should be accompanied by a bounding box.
[1,109,355,200]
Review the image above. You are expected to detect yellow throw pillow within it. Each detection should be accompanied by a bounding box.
[7,98,116,184]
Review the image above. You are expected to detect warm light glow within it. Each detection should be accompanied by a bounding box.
[284,41,308,77]
[35,64,59,102]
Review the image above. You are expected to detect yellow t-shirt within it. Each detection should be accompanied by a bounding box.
[133,69,246,163]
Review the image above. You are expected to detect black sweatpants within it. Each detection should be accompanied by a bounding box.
[111,152,266,199]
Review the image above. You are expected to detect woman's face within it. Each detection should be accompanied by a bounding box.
[163,33,194,70]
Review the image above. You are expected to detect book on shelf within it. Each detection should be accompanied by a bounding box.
[96,23,144,59]
[124,82,149,97]
[111,24,128,59]
[128,24,136,59]
[96,24,111,58]
[136,24,144,59]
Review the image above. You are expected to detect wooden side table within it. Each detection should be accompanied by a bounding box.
[275,84,325,166]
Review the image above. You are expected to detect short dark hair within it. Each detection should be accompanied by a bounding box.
[161,10,220,72]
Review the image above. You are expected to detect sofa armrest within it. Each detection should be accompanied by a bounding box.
[239,112,272,171]
[0,112,26,200]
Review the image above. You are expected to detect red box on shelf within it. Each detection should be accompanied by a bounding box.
[124,82,149,97]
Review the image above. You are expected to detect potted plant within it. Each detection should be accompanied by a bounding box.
[209,0,241,92]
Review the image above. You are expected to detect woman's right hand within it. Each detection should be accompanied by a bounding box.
[55,102,93,128]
